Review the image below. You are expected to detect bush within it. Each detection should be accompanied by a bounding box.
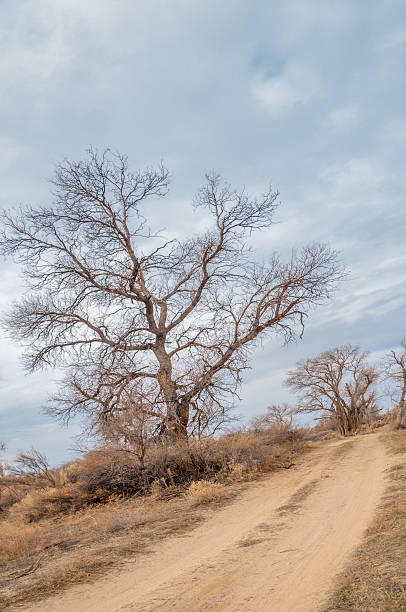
[8,487,81,523]
[187,480,226,505]
[2,425,306,521]
[77,427,305,499]
[0,521,40,558]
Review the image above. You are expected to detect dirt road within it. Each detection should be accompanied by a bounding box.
[27,434,389,612]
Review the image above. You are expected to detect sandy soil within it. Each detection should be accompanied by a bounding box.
[26,434,389,612]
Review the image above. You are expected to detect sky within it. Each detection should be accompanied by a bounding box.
[0,0,405,465]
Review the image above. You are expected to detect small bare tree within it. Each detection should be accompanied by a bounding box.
[92,383,235,465]
[10,448,54,486]
[0,149,343,443]
[93,405,157,469]
[384,339,406,428]
[286,345,379,435]
[251,403,294,431]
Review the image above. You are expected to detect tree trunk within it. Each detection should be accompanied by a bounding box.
[167,410,189,444]
[396,400,406,429]
[166,399,190,445]
[336,403,351,436]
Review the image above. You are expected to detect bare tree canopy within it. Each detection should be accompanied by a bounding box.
[0,149,343,442]
[251,403,294,431]
[286,345,379,435]
[384,339,406,428]
[9,448,53,486]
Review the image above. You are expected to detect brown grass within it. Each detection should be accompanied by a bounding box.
[237,536,266,547]
[0,493,206,609]
[0,522,41,560]
[1,428,306,521]
[277,479,319,515]
[323,429,406,612]
[8,487,82,523]
[187,480,226,506]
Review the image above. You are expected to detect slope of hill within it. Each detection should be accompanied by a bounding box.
[21,433,390,612]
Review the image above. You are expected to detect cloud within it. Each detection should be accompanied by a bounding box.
[1,0,406,461]
[251,64,319,115]
[323,106,360,130]
[379,25,406,50]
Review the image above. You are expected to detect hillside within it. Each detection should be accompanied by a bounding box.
[3,428,404,611]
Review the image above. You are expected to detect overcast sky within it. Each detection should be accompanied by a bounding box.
[1,0,405,464]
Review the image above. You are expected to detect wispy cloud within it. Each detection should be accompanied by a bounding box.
[251,65,319,115]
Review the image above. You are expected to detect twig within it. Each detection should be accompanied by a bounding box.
[1,554,44,585]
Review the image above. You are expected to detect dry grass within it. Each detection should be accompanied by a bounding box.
[0,493,205,609]
[187,480,226,506]
[0,522,41,560]
[0,426,307,610]
[8,487,82,523]
[277,479,319,516]
[237,536,266,547]
[323,429,406,612]
[0,428,306,522]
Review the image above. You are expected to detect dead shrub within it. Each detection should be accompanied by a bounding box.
[225,461,250,481]
[303,428,337,442]
[0,481,29,512]
[76,427,304,502]
[8,486,81,523]
[0,520,40,558]
[76,444,223,499]
[187,480,226,505]
[51,463,80,487]
[1,425,306,525]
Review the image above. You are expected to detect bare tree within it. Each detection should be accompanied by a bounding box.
[251,403,294,431]
[384,339,406,428]
[286,345,379,435]
[91,394,164,468]
[0,149,343,443]
[10,448,55,486]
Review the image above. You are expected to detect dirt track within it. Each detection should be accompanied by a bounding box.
[27,434,389,612]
